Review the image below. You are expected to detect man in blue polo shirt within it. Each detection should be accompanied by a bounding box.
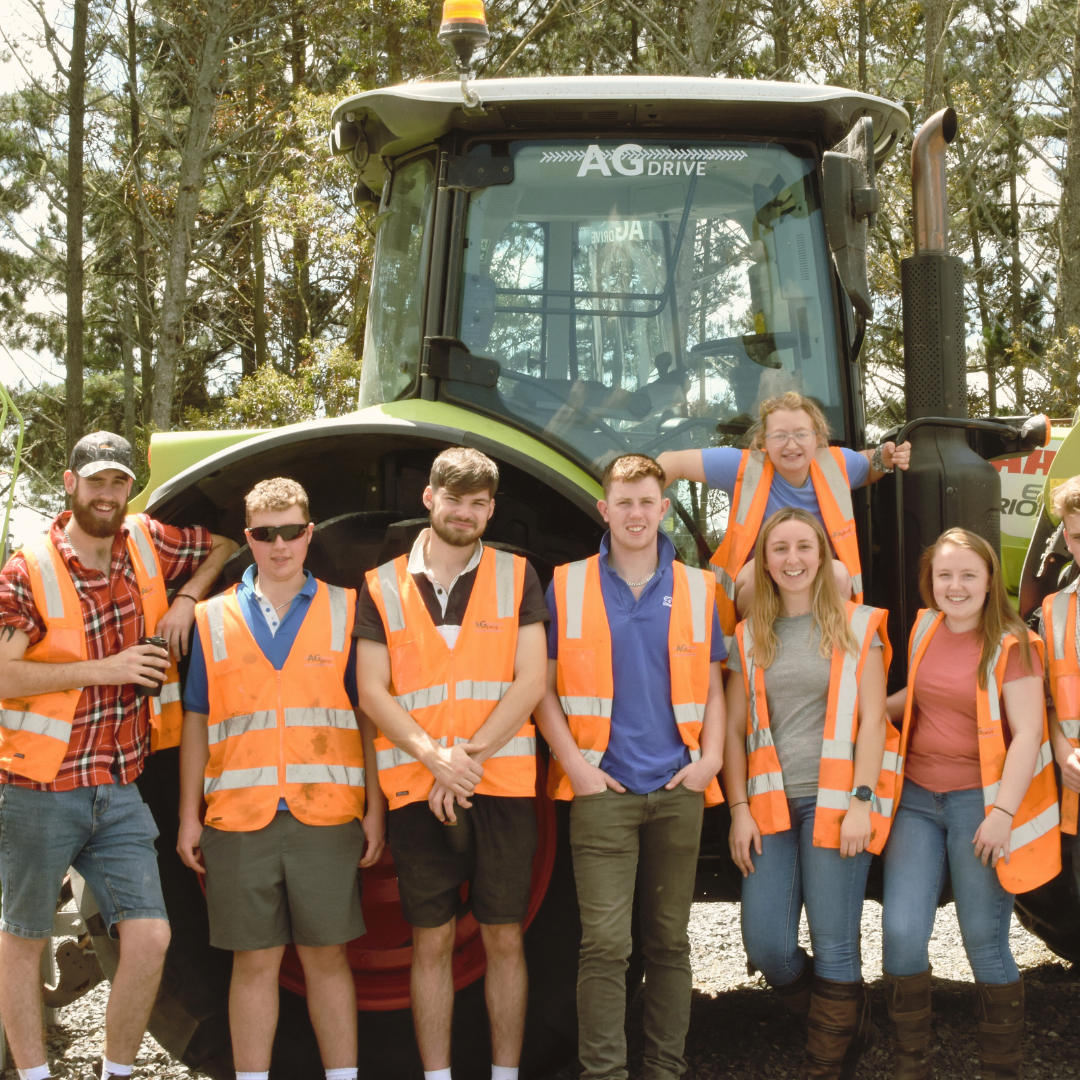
[534,454,726,1080]
[176,477,384,1080]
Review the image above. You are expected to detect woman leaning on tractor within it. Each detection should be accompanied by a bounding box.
[722,507,900,1080]
[881,528,1061,1080]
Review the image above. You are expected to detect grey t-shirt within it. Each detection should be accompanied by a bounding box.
[731,613,880,799]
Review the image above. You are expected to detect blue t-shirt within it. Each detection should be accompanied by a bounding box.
[183,566,357,811]
[545,532,726,795]
[702,446,869,545]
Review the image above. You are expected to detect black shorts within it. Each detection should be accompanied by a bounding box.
[389,795,537,928]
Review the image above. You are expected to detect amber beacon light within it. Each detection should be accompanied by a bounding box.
[438,0,489,107]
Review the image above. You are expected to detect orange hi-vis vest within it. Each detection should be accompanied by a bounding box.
[548,555,724,806]
[736,601,898,851]
[900,609,1061,893]
[0,516,182,783]
[366,546,536,810]
[710,448,863,636]
[196,581,364,832]
[1041,586,1080,835]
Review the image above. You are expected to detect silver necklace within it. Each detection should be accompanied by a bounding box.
[623,569,657,589]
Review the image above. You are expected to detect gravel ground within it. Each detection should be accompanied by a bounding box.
[3,901,1078,1079]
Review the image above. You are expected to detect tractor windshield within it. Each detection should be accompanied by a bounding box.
[450,138,844,469]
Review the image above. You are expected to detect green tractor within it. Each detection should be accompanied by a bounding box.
[56,67,1076,1080]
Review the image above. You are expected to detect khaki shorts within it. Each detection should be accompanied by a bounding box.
[389,795,537,928]
[201,813,366,951]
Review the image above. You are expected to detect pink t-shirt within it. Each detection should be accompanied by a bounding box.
[904,624,1043,793]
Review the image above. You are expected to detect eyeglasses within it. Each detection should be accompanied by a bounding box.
[764,429,817,446]
[247,524,308,543]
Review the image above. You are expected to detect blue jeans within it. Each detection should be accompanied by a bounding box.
[740,796,871,985]
[882,780,1018,984]
[0,781,167,939]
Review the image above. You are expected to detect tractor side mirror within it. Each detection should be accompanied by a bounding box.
[823,116,879,321]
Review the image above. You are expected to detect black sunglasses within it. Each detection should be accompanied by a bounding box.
[247,524,308,543]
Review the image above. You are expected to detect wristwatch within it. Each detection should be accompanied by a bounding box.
[850,785,875,804]
[870,446,894,474]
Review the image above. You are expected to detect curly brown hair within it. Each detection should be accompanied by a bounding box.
[244,477,311,526]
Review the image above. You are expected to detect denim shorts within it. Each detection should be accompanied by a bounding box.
[0,781,168,939]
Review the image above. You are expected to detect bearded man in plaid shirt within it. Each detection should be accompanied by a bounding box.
[0,432,237,1080]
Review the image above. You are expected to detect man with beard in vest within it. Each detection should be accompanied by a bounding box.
[534,453,726,1080]
[356,448,548,1080]
[178,477,384,1080]
[0,431,237,1080]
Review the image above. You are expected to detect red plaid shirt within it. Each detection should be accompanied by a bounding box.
[0,511,212,790]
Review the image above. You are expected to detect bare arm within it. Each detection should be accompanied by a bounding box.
[0,625,168,699]
[656,449,706,486]
[533,658,626,796]
[355,637,483,799]
[863,441,912,484]
[665,661,725,791]
[720,665,760,877]
[840,646,888,857]
[356,708,387,867]
[157,532,240,658]
[973,674,1045,865]
[177,709,210,873]
[886,687,907,723]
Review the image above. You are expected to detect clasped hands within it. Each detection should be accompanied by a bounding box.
[426,739,486,822]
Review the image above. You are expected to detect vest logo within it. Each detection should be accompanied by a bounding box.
[307,654,333,665]
[675,644,695,654]
[473,620,501,632]
[141,586,154,595]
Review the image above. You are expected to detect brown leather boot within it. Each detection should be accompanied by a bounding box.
[975,978,1024,1080]
[800,975,877,1080]
[884,969,933,1080]
[775,957,815,1017]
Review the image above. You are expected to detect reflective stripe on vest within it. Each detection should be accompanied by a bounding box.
[366,546,534,809]
[0,517,181,781]
[737,601,897,851]
[709,448,862,635]
[197,581,363,832]
[1042,587,1080,834]
[549,555,723,806]
[901,609,1061,892]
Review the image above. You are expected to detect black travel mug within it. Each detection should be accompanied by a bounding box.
[135,635,169,697]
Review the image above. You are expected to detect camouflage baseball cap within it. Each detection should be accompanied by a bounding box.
[69,431,136,480]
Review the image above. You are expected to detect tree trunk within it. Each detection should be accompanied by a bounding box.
[687,0,722,75]
[922,0,947,117]
[120,299,137,445]
[65,0,88,461]
[1009,124,1025,412]
[1058,0,1080,351]
[253,211,268,369]
[152,0,235,431]
[857,0,868,92]
[772,0,791,78]
[126,0,154,424]
[289,4,311,369]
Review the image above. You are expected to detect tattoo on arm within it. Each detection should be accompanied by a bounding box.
[1,626,17,642]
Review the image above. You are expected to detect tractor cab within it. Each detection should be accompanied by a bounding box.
[331,77,908,555]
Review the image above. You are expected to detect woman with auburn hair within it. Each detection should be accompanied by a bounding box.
[723,508,898,1080]
[881,528,1060,1080]
[657,392,910,635]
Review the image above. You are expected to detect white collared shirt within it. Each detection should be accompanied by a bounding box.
[407,528,483,648]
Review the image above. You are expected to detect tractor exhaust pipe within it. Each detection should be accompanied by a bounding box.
[880,108,1002,678]
[911,107,957,255]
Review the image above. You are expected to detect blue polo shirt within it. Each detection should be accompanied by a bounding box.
[545,532,725,794]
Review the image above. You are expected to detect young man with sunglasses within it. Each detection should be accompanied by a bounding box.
[178,478,385,1080]
[0,431,237,1080]
[356,447,549,1080]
